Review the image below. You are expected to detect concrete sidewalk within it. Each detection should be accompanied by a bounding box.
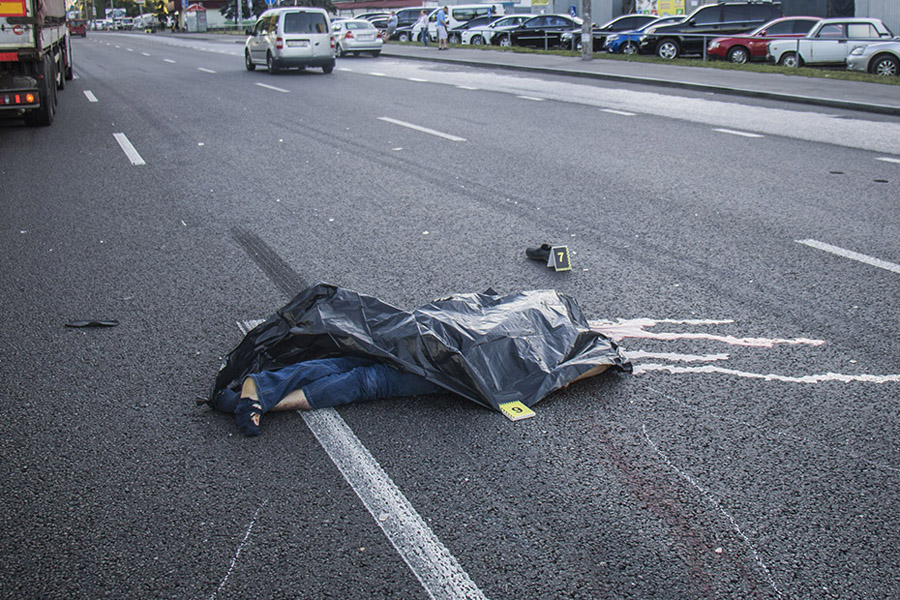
[380,43,900,116]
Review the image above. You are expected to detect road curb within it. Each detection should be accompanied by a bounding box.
[381,49,900,117]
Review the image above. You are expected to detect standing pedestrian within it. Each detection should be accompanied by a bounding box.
[386,11,398,40]
[436,6,449,50]
[415,9,429,46]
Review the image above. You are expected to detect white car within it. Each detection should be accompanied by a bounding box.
[847,40,900,76]
[333,19,383,57]
[768,17,894,67]
[461,14,534,46]
[245,7,335,74]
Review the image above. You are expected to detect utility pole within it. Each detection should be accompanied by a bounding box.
[580,0,591,60]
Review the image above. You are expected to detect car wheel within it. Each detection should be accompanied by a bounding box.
[335,43,345,57]
[266,52,279,74]
[871,54,899,76]
[371,50,381,57]
[498,35,511,47]
[778,51,799,68]
[727,46,749,64]
[657,38,679,59]
[398,32,410,42]
[323,63,334,74]
[622,41,638,55]
[449,33,460,44]
[471,35,483,45]
[245,50,255,71]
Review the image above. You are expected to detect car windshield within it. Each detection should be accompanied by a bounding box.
[283,12,328,34]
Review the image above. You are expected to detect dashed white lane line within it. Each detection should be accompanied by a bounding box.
[198,67,217,74]
[164,58,176,63]
[83,90,98,103]
[302,409,488,600]
[517,95,545,101]
[797,238,900,275]
[370,72,387,76]
[113,133,146,166]
[255,82,290,93]
[876,156,900,165]
[407,77,429,82]
[713,128,764,138]
[377,117,466,142]
[602,108,636,116]
[142,52,151,56]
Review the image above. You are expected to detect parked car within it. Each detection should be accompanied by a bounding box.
[639,1,783,59]
[586,13,657,50]
[847,40,900,76]
[768,17,894,67]
[495,14,585,50]
[333,19,383,57]
[706,16,820,63]
[462,14,534,45]
[605,15,684,54]
[446,15,497,44]
[67,18,87,37]
[244,7,335,74]
[354,12,390,21]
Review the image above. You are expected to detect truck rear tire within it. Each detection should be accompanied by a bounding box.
[24,54,56,126]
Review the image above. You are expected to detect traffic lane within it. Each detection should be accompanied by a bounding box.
[7,44,900,600]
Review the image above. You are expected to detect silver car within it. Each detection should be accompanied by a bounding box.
[333,19,384,57]
[847,40,900,76]
[245,7,335,74]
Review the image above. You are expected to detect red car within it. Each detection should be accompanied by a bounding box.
[68,19,87,37]
[707,16,819,63]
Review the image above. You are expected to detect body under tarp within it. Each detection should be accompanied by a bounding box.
[209,283,631,411]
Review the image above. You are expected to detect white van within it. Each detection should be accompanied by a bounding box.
[245,7,335,74]
[416,4,504,41]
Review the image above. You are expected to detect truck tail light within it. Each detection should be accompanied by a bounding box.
[276,36,283,49]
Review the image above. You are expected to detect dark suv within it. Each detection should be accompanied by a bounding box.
[638,1,783,58]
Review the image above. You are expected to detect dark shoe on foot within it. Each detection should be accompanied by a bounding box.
[235,398,264,436]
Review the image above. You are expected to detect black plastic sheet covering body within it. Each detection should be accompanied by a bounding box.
[210,283,631,411]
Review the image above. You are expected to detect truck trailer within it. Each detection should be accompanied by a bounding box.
[1,0,72,125]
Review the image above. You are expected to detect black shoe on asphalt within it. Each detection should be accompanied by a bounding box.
[525,243,552,263]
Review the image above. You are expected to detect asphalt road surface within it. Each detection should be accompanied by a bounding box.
[2,32,900,600]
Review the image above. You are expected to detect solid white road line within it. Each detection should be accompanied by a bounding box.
[407,77,429,82]
[876,157,900,165]
[517,95,545,101]
[797,238,900,275]
[602,108,636,116]
[198,67,217,74]
[378,117,466,142]
[255,82,290,93]
[302,409,488,600]
[713,128,763,138]
[83,90,98,103]
[113,133,146,166]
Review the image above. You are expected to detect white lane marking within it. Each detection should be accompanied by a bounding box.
[643,424,784,598]
[796,238,900,275]
[378,117,466,142]
[83,90,98,103]
[127,48,134,52]
[590,318,824,347]
[456,85,478,90]
[142,52,151,56]
[72,72,80,80]
[713,128,764,138]
[876,157,900,164]
[625,350,730,363]
[255,82,290,93]
[408,77,429,82]
[369,72,387,76]
[112,133,146,166]
[207,499,269,600]
[164,58,176,63]
[517,95,545,102]
[337,67,354,72]
[602,108,636,116]
[302,409,488,600]
[198,67,217,74]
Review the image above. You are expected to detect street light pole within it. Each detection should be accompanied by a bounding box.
[580,0,591,60]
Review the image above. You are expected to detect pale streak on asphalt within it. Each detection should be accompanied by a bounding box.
[254,82,290,93]
[876,157,900,164]
[378,117,466,142]
[234,320,487,600]
[713,128,764,138]
[198,67,217,74]
[303,409,488,600]
[796,238,900,275]
[602,108,635,116]
[112,133,146,166]
[83,90,98,103]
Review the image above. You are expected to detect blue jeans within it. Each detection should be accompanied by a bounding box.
[214,358,441,412]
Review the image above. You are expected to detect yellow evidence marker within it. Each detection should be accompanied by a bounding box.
[498,401,536,421]
[548,246,571,272]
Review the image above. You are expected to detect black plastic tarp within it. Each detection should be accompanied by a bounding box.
[209,283,631,411]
